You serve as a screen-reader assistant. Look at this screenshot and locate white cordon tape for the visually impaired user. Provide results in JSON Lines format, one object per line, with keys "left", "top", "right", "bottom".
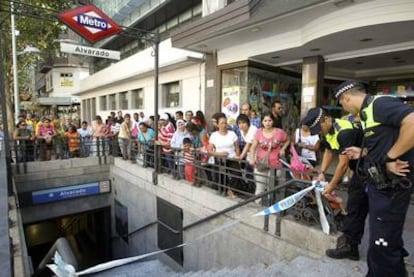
{"left": 47, "top": 181, "right": 329, "bottom": 276}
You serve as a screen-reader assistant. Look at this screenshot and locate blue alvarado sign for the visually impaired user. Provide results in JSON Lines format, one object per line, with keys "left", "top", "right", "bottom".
{"left": 32, "top": 181, "right": 110, "bottom": 204}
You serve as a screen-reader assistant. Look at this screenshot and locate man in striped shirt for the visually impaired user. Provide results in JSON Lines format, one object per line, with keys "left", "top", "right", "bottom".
{"left": 155, "top": 113, "right": 175, "bottom": 173}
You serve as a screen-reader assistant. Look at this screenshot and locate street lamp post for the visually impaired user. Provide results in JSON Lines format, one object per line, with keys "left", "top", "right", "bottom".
{"left": 11, "top": 2, "right": 18, "bottom": 121}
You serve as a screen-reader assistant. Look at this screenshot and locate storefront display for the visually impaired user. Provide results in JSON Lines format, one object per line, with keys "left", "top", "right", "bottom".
{"left": 221, "top": 65, "right": 301, "bottom": 134}
{"left": 374, "top": 79, "right": 414, "bottom": 107}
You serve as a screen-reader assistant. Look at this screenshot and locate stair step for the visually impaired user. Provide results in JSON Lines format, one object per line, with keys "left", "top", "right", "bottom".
{"left": 88, "top": 255, "right": 367, "bottom": 276}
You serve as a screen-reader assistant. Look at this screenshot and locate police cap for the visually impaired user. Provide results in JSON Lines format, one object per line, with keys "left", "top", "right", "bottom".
{"left": 333, "top": 80, "right": 365, "bottom": 102}
{"left": 301, "top": 107, "right": 325, "bottom": 135}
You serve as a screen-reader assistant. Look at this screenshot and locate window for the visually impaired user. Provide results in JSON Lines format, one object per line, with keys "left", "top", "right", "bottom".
{"left": 166, "top": 17, "right": 178, "bottom": 29}
{"left": 109, "top": 94, "right": 116, "bottom": 110}
{"left": 119, "top": 91, "right": 128, "bottom": 109}
{"left": 179, "top": 10, "right": 192, "bottom": 23}
{"left": 91, "top": 98, "right": 96, "bottom": 119}
{"left": 82, "top": 99, "right": 87, "bottom": 121}
{"left": 131, "top": 89, "right": 144, "bottom": 109}
{"left": 100, "top": 96, "right": 107, "bottom": 111}
{"left": 162, "top": 81, "right": 180, "bottom": 108}
{"left": 60, "top": 73, "right": 74, "bottom": 87}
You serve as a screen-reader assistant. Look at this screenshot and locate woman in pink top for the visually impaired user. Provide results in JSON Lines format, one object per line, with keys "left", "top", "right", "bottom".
{"left": 92, "top": 115, "right": 108, "bottom": 155}
{"left": 249, "top": 112, "right": 289, "bottom": 204}
{"left": 36, "top": 118, "right": 56, "bottom": 160}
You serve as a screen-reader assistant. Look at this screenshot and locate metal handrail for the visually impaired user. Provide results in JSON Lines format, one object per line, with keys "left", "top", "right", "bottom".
{"left": 183, "top": 178, "right": 312, "bottom": 231}
{"left": 112, "top": 220, "right": 158, "bottom": 240}
{"left": 33, "top": 237, "right": 78, "bottom": 277}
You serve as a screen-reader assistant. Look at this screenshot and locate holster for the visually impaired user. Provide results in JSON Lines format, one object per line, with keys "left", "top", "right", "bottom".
{"left": 368, "top": 163, "right": 413, "bottom": 190}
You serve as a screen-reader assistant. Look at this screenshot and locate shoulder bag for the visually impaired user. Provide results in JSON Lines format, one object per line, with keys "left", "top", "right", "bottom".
{"left": 256, "top": 142, "right": 272, "bottom": 172}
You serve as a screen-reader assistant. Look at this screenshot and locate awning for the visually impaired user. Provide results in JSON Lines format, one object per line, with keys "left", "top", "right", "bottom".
{"left": 37, "top": 97, "right": 80, "bottom": 106}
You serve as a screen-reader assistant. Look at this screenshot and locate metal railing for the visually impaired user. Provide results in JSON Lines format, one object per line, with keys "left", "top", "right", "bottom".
{"left": 10, "top": 138, "right": 343, "bottom": 232}
{"left": 33, "top": 237, "right": 78, "bottom": 277}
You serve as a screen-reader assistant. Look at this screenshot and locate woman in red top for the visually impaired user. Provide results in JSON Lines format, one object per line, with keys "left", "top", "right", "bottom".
{"left": 249, "top": 112, "right": 289, "bottom": 204}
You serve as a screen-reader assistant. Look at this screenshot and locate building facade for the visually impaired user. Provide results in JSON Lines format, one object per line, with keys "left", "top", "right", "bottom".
{"left": 171, "top": 0, "right": 414, "bottom": 131}
{"left": 76, "top": 0, "right": 414, "bottom": 128}
{"left": 76, "top": 0, "right": 205, "bottom": 123}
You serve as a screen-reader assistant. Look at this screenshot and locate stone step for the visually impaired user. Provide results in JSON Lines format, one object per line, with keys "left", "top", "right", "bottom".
{"left": 91, "top": 255, "right": 367, "bottom": 276}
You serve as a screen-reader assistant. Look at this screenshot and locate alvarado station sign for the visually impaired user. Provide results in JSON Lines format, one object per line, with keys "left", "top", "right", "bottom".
{"left": 60, "top": 42, "right": 120, "bottom": 60}
{"left": 58, "top": 4, "right": 121, "bottom": 44}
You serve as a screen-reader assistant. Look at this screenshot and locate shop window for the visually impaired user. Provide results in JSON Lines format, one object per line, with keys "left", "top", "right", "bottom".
{"left": 221, "top": 67, "right": 247, "bottom": 124}
{"left": 131, "top": 89, "right": 144, "bottom": 109}
{"left": 100, "top": 96, "right": 107, "bottom": 111}
{"left": 162, "top": 81, "right": 180, "bottom": 108}
{"left": 119, "top": 91, "right": 128, "bottom": 109}
{"left": 109, "top": 94, "right": 116, "bottom": 110}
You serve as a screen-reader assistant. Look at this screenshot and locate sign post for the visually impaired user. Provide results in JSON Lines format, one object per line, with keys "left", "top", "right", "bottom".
{"left": 58, "top": 4, "right": 161, "bottom": 184}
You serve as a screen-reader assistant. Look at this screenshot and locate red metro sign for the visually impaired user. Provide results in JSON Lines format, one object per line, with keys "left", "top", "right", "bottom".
{"left": 58, "top": 4, "right": 121, "bottom": 44}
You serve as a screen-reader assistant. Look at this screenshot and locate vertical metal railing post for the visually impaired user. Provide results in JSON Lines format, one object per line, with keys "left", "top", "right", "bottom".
{"left": 152, "top": 33, "right": 160, "bottom": 185}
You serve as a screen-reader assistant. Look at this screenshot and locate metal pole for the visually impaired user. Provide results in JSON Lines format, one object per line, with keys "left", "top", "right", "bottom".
{"left": 153, "top": 33, "right": 160, "bottom": 183}
{"left": 11, "top": 1, "right": 19, "bottom": 122}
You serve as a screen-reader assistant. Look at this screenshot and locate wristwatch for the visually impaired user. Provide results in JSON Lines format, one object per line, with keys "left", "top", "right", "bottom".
{"left": 383, "top": 154, "right": 397, "bottom": 163}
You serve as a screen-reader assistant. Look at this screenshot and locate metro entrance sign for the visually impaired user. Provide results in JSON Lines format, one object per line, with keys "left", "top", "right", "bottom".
{"left": 58, "top": 4, "right": 121, "bottom": 44}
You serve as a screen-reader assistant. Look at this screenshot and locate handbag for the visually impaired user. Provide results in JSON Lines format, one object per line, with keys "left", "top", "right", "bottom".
{"left": 290, "top": 145, "right": 310, "bottom": 180}
{"left": 131, "top": 124, "right": 138, "bottom": 139}
{"left": 256, "top": 143, "right": 272, "bottom": 172}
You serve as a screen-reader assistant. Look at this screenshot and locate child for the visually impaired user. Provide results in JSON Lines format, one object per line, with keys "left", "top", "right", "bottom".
{"left": 183, "top": 137, "right": 195, "bottom": 183}
{"left": 64, "top": 125, "right": 80, "bottom": 158}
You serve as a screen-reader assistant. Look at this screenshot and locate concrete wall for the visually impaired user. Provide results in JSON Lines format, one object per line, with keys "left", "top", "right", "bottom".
{"left": 14, "top": 157, "right": 112, "bottom": 224}
{"left": 110, "top": 165, "right": 158, "bottom": 258}
{"left": 0, "top": 153, "right": 12, "bottom": 276}
{"left": 110, "top": 159, "right": 338, "bottom": 271}
{"left": 12, "top": 157, "right": 339, "bottom": 272}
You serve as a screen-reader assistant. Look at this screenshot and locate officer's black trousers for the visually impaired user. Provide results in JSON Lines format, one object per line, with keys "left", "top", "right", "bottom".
{"left": 366, "top": 182, "right": 411, "bottom": 277}
{"left": 341, "top": 174, "right": 369, "bottom": 246}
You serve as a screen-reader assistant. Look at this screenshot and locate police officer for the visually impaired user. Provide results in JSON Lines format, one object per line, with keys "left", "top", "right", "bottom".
{"left": 335, "top": 80, "right": 414, "bottom": 277}
{"left": 301, "top": 107, "right": 367, "bottom": 261}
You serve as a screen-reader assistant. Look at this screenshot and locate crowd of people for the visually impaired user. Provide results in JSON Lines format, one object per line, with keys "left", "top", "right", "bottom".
{"left": 8, "top": 79, "right": 414, "bottom": 276}
{"left": 11, "top": 101, "right": 315, "bottom": 199}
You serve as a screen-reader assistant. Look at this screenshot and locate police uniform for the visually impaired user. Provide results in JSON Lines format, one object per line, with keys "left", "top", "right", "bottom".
{"left": 360, "top": 94, "right": 413, "bottom": 277}
{"left": 325, "top": 119, "right": 368, "bottom": 251}
{"left": 303, "top": 109, "right": 367, "bottom": 259}
{"left": 334, "top": 80, "right": 414, "bottom": 277}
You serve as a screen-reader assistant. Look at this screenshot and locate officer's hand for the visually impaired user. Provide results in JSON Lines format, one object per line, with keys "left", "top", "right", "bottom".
{"left": 317, "top": 172, "right": 325, "bottom": 182}
{"left": 386, "top": 159, "right": 410, "bottom": 177}
{"left": 342, "top": 146, "right": 364, "bottom": 160}
{"left": 322, "top": 183, "right": 334, "bottom": 196}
